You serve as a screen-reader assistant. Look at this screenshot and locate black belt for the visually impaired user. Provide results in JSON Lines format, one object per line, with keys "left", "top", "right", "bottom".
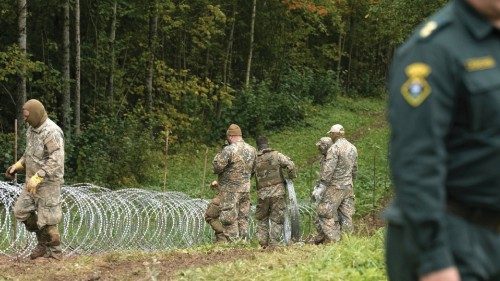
{"left": 447, "top": 199, "right": 500, "bottom": 233}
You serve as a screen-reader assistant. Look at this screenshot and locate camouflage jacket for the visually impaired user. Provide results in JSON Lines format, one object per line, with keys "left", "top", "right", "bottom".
{"left": 19, "top": 118, "right": 64, "bottom": 183}
{"left": 255, "top": 149, "right": 296, "bottom": 198}
{"left": 320, "top": 137, "right": 357, "bottom": 188}
{"left": 213, "top": 140, "right": 257, "bottom": 192}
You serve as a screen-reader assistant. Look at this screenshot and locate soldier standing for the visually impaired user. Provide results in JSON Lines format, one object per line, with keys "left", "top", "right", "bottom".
{"left": 254, "top": 136, "right": 296, "bottom": 248}
{"left": 313, "top": 124, "right": 357, "bottom": 244}
{"left": 212, "top": 124, "right": 256, "bottom": 241}
{"left": 386, "top": 0, "right": 500, "bottom": 280}
{"left": 5, "top": 99, "right": 64, "bottom": 259}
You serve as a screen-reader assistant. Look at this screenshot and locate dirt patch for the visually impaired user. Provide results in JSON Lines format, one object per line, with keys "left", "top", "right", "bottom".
{"left": 355, "top": 195, "right": 391, "bottom": 236}
{"left": 0, "top": 247, "right": 263, "bottom": 281}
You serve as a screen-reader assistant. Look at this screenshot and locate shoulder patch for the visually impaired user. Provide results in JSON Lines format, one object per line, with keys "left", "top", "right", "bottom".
{"left": 465, "top": 56, "right": 496, "bottom": 72}
{"left": 400, "top": 63, "right": 432, "bottom": 107}
{"left": 419, "top": 21, "right": 438, "bottom": 38}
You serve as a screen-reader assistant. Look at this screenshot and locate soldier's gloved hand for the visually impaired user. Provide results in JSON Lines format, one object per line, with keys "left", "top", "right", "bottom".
{"left": 5, "top": 161, "right": 24, "bottom": 180}
{"left": 312, "top": 183, "right": 325, "bottom": 202}
{"left": 210, "top": 180, "right": 219, "bottom": 190}
{"left": 26, "top": 173, "right": 44, "bottom": 194}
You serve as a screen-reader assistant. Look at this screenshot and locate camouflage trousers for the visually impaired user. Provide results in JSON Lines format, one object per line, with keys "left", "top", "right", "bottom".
{"left": 255, "top": 195, "right": 286, "bottom": 247}
{"left": 315, "top": 187, "right": 355, "bottom": 243}
{"left": 204, "top": 195, "right": 228, "bottom": 242}
{"left": 219, "top": 191, "right": 250, "bottom": 241}
{"left": 13, "top": 182, "right": 63, "bottom": 254}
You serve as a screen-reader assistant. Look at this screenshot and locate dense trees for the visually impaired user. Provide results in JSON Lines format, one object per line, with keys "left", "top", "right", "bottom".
{"left": 0, "top": 0, "right": 446, "bottom": 186}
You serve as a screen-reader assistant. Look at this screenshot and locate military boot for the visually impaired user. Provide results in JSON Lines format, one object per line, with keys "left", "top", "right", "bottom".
{"left": 215, "top": 232, "right": 228, "bottom": 243}
{"left": 44, "top": 225, "right": 61, "bottom": 247}
{"left": 29, "top": 231, "right": 47, "bottom": 260}
{"left": 44, "top": 225, "right": 62, "bottom": 260}
{"left": 308, "top": 234, "right": 325, "bottom": 245}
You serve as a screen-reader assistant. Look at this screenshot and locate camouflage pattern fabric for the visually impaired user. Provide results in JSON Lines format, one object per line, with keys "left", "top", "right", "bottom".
{"left": 255, "top": 149, "right": 296, "bottom": 199}
{"left": 254, "top": 149, "right": 296, "bottom": 246}
{"left": 204, "top": 195, "right": 227, "bottom": 242}
{"left": 19, "top": 118, "right": 65, "bottom": 182}
{"left": 218, "top": 191, "right": 250, "bottom": 240}
{"left": 320, "top": 137, "right": 357, "bottom": 188}
{"left": 255, "top": 191, "right": 286, "bottom": 247}
{"left": 315, "top": 187, "right": 355, "bottom": 242}
{"left": 213, "top": 140, "right": 256, "bottom": 193}
{"left": 213, "top": 140, "right": 256, "bottom": 240}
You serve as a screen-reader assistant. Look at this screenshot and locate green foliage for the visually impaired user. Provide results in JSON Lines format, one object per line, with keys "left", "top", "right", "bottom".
{"left": 0, "top": 45, "right": 44, "bottom": 82}
{"left": 0, "top": 0, "right": 446, "bottom": 191}
{"left": 66, "top": 110, "right": 163, "bottom": 188}
{"left": 0, "top": 133, "right": 15, "bottom": 175}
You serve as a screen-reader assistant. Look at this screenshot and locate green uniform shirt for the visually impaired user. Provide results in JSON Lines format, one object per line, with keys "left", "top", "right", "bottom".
{"left": 388, "top": 0, "right": 500, "bottom": 275}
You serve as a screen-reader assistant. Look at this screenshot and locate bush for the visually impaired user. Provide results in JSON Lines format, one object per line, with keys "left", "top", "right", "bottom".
{"left": 66, "top": 109, "right": 163, "bottom": 188}
{"left": 230, "top": 67, "right": 337, "bottom": 138}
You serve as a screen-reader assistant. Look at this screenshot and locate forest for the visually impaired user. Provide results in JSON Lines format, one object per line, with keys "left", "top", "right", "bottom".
{"left": 0, "top": 0, "right": 447, "bottom": 187}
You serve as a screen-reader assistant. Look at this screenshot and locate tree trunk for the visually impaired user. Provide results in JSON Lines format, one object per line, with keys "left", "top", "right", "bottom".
{"left": 75, "top": 0, "right": 81, "bottom": 135}
{"left": 244, "top": 0, "right": 257, "bottom": 88}
{"left": 223, "top": 3, "right": 236, "bottom": 86}
{"left": 220, "top": 3, "right": 236, "bottom": 119}
{"left": 17, "top": 0, "right": 27, "bottom": 125}
{"left": 62, "top": 0, "right": 71, "bottom": 135}
{"left": 107, "top": 1, "right": 118, "bottom": 104}
{"left": 336, "top": 33, "right": 343, "bottom": 83}
{"left": 146, "top": 1, "right": 158, "bottom": 112}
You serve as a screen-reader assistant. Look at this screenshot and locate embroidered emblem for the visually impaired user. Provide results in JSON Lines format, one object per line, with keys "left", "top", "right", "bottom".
{"left": 420, "top": 21, "right": 438, "bottom": 38}
{"left": 465, "top": 56, "right": 496, "bottom": 71}
{"left": 401, "top": 63, "right": 432, "bottom": 107}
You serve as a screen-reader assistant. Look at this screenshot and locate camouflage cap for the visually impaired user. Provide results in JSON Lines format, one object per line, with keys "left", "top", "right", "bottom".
{"left": 226, "top": 124, "right": 242, "bottom": 136}
{"left": 316, "top": 137, "right": 333, "bottom": 154}
{"left": 23, "top": 99, "right": 48, "bottom": 128}
{"left": 327, "top": 124, "right": 344, "bottom": 134}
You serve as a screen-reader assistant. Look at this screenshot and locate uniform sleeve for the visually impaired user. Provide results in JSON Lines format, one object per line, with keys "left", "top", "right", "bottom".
{"left": 388, "top": 41, "right": 457, "bottom": 276}
{"left": 277, "top": 152, "right": 297, "bottom": 179}
{"left": 351, "top": 151, "right": 358, "bottom": 180}
{"left": 320, "top": 146, "right": 337, "bottom": 185}
{"left": 213, "top": 146, "right": 231, "bottom": 175}
{"left": 40, "top": 131, "right": 64, "bottom": 178}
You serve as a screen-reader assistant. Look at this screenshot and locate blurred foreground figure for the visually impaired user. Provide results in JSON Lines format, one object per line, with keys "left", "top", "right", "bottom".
{"left": 386, "top": 0, "right": 500, "bottom": 280}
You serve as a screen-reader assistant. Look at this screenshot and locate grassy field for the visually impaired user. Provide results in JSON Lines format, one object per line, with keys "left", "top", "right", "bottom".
{"left": 178, "top": 229, "right": 386, "bottom": 281}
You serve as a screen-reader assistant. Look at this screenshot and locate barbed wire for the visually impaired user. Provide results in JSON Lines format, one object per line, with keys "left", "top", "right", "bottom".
{"left": 0, "top": 181, "right": 316, "bottom": 258}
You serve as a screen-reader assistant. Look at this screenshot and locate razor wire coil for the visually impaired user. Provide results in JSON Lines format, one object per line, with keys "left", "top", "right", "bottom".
{"left": 0, "top": 181, "right": 316, "bottom": 258}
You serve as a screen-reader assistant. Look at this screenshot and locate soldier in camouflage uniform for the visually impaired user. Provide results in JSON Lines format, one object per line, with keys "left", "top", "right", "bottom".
{"left": 212, "top": 124, "right": 256, "bottom": 241}
{"left": 311, "top": 137, "right": 333, "bottom": 203}
{"left": 254, "top": 136, "right": 296, "bottom": 248}
{"left": 204, "top": 180, "right": 228, "bottom": 243}
{"left": 312, "top": 124, "right": 357, "bottom": 244}
{"left": 5, "top": 99, "right": 64, "bottom": 259}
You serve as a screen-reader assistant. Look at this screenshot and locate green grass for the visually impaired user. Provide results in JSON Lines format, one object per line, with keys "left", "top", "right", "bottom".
{"left": 177, "top": 229, "right": 386, "bottom": 281}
